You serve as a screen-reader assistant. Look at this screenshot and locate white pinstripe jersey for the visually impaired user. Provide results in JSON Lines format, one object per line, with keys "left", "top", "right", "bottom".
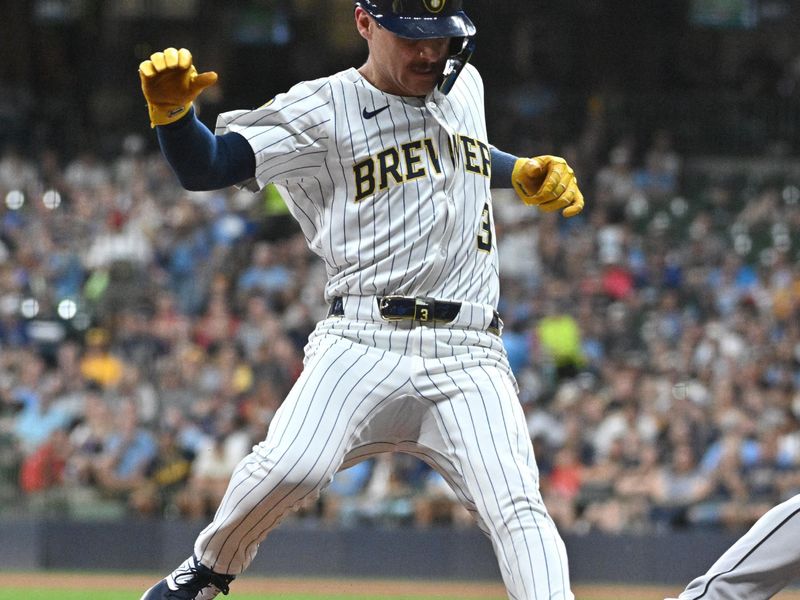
{"left": 215, "top": 63, "right": 499, "bottom": 309}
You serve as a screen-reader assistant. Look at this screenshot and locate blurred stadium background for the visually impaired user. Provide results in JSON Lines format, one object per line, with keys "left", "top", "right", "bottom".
{"left": 3, "top": 0, "right": 800, "bottom": 594}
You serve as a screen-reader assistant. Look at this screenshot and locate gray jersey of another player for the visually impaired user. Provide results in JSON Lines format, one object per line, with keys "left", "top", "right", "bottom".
{"left": 672, "top": 493, "right": 800, "bottom": 599}
{"left": 216, "top": 63, "right": 499, "bottom": 322}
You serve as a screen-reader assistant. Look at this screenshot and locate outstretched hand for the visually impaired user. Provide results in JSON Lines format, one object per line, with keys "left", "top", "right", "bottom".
{"left": 511, "top": 155, "right": 584, "bottom": 218}
{"left": 139, "top": 47, "right": 218, "bottom": 128}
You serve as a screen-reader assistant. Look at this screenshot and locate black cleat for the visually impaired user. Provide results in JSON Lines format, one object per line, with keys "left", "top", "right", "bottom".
{"left": 140, "top": 556, "right": 235, "bottom": 600}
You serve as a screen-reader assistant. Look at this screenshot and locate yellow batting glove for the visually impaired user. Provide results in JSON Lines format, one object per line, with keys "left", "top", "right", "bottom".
{"left": 512, "top": 155, "right": 585, "bottom": 218}
{"left": 138, "top": 47, "right": 218, "bottom": 128}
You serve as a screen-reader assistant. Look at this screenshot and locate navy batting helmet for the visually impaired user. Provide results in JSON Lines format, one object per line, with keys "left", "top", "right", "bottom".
{"left": 354, "top": 0, "right": 476, "bottom": 94}
{"left": 354, "top": 0, "right": 476, "bottom": 40}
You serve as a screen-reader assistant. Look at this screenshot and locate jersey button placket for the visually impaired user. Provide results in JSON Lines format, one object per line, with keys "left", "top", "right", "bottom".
{"left": 425, "top": 99, "right": 457, "bottom": 278}
{"left": 424, "top": 103, "right": 458, "bottom": 275}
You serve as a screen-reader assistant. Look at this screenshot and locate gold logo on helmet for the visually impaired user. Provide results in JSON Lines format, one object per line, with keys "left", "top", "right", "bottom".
{"left": 423, "top": 0, "right": 446, "bottom": 14}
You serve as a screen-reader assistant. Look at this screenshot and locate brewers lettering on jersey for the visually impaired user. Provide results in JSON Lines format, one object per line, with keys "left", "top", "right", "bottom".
{"left": 216, "top": 67, "right": 500, "bottom": 308}
{"left": 351, "top": 132, "right": 491, "bottom": 202}
{"left": 138, "top": 1, "right": 584, "bottom": 599}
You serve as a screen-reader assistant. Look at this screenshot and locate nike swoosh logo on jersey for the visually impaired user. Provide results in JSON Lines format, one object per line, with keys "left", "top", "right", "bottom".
{"left": 362, "top": 105, "right": 390, "bottom": 120}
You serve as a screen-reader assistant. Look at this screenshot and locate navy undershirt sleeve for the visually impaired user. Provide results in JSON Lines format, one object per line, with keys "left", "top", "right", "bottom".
{"left": 156, "top": 108, "right": 256, "bottom": 191}
{"left": 490, "top": 147, "right": 518, "bottom": 189}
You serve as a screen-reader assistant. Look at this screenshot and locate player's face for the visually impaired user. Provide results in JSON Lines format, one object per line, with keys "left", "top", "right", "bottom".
{"left": 357, "top": 11, "right": 451, "bottom": 97}
{"left": 375, "top": 32, "right": 450, "bottom": 96}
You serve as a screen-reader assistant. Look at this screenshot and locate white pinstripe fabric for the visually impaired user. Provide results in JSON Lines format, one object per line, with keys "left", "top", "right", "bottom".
{"left": 202, "top": 64, "right": 574, "bottom": 600}
{"left": 215, "top": 64, "right": 499, "bottom": 308}
{"left": 195, "top": 321, "right": 573, "bottom": 599}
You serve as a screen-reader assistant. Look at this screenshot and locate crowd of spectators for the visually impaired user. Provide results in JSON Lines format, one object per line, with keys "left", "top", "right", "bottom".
{"left": 0, "top": 111, "right": 799, "bottom": 537}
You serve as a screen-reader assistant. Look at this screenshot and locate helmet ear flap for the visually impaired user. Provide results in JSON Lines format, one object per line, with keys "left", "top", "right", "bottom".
{"left": 438, "top": 36, "right": 475, "bottom": 94}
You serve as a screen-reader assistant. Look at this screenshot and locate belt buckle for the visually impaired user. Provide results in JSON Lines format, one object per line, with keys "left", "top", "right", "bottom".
{"left": 379, "top": 295, "right": 406, "bottom": 322}
{"left": 488, "top": 311, "right": 502, "bottom": 335}
{"left": 414, "top": 297, "right": 435, "bottom": 323}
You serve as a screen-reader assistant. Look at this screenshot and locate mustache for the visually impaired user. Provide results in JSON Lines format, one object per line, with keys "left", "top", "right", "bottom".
{"left": 410, "top": 60, "right": 446, "bottom": 73}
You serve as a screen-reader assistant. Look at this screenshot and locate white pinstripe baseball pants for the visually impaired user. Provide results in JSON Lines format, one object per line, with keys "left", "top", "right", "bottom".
{"left": 194, "top": 316, "right": 573, "bottom": 600}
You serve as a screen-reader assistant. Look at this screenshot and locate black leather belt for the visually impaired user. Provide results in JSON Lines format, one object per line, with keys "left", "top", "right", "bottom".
{"left": 328, "top": 296, "right": 501, "bottom": 335}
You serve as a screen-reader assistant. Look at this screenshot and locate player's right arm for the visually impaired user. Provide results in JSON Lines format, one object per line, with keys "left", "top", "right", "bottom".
{"left": 156, "top": 108, "right": 255, "bottom": 191}
{"left": 139, "top": 47, "right": 217, "bottom": 128}
{"left": 139, "top": 48, "right": 256, "bottom": 191}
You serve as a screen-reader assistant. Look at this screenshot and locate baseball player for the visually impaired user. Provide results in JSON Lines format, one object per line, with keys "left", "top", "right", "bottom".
{"left": 138, "top": 1, "right": 584, "bottom": 599}
{"left": 666, "top": 493, "right": 800, "bottom": 599}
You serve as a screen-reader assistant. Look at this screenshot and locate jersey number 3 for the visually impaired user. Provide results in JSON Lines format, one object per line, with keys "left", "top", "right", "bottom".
{"left": 477, "top": 202, "right": 493, "bottom": 253}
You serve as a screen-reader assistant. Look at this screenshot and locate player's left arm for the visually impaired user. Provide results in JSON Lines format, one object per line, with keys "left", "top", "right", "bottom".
{"left": 490, "top": 147, "right": 584, "bottom": 218}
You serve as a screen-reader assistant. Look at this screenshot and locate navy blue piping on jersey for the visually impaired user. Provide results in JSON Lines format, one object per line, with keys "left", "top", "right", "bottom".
{"left": 157, "top": 108, "right": 256, "bottom": 191}
{"left": 157, "top": 107, "right": 516, "bottom": 191}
